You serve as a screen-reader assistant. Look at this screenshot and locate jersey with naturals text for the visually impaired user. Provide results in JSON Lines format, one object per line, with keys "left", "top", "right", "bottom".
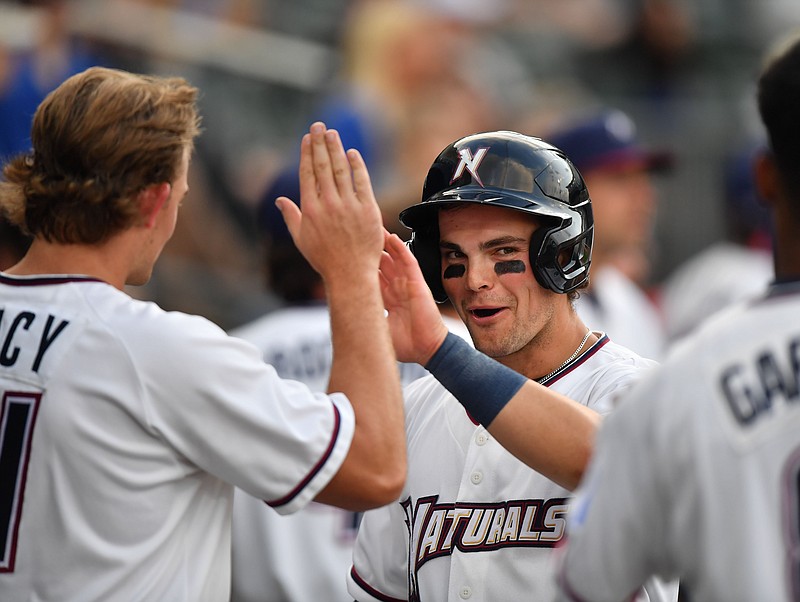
{"left": 557, "top": 280, "right": 800, "bottom": 602}
{"left": 0, "top": 274, "right": 355, "bottom": 602}
{"left": 347, "top": 333, "right": 658, "bottom": 602}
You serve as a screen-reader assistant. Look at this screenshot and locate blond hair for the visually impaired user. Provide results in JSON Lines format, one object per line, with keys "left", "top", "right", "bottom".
{"left": 0, "top": 66, "right": 201, "bottom": 244}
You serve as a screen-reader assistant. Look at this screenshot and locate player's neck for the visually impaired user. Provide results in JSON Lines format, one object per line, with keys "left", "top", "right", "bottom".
{"left": 772, "top": 210, "right": 800, "bottom": 282}
{"left": 6, "top": 237, "right": 133, "bottom": 290}
{"left": 501, "top": 313, "right": 597, "bottom": 381}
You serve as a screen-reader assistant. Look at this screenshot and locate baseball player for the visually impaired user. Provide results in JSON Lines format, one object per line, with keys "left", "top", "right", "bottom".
{"left": 553, "top": 30, "right": 800, "bottom": 602}
{"left": 346, "top": 131, "right": 675, "bottom": 601}
{"left": 0, "top": 68, "right": 408, "bottom": 601}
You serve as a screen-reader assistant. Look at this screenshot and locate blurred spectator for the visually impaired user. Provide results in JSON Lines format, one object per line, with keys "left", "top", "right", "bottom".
{"left": 546, "top": 108, "right": 672, "bottom": 360}
{"left": 659, "top": 141, "right": 774, "bottom": 344}
{"left": 312, "top": 0, "right": 479, "bottom": 191}
{"left": 512, "top": 0, "right": 630, "bottom": 51}
{"left": 378, "top": 77, "right": 498, "bottom": 237}
{"left": 574, "top": 0, "right": 698, "bottom": 104}
{"left": 0, "top": 0, "right": 105, "bottom": 162}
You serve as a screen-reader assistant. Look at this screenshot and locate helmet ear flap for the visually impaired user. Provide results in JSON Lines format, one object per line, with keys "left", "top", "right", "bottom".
{"left": 407, "top": 228, "right": 448, "bottom": 303}
{"left": 529, "top": 220, "right": 593, "bottom": 294}
{"left": 529, "top": 226, "right": 553, "bottom": 292}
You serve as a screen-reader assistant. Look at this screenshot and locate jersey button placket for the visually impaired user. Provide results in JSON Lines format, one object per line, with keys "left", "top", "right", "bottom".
{"left": 459, "top": 586, "right": 473, "bottom": 599}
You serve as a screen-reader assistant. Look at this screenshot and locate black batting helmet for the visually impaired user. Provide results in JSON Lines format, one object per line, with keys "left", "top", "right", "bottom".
{"left": 400, "top": 130, "right": 593, "bottom": 301}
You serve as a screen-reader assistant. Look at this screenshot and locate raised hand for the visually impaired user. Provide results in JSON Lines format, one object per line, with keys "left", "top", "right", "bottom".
{"left": 379, "top": 231, "right": 449, "bottom": 365}
{"left": 276, "top": 122, "right": 384, "bottom": 282}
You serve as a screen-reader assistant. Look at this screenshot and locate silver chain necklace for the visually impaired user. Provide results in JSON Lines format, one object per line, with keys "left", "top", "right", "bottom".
{"left": 537, "top": 330, "right": 593, "bottom": 385}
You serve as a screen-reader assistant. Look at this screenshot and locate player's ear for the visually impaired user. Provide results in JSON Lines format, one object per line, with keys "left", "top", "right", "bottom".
{"left": 754, "top": 149, "right": 779, "bottom": 208}
{"left": 138, "top": 182, "right": 172, "bottom": 228}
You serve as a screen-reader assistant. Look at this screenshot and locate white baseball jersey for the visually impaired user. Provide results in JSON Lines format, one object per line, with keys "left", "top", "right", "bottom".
{"left": 347, "top": 333, "right": 660, "bottom": 602}
{"left": 0, "top": 274, "right": 356, "bottom": 602}
{"left": 229, "top": 303, "right": 427, "bottom": 602}
{"left": 556, "top": 280, "right": 800, "bottom": 602}
{"left": 659, "top": 242, "right": 773, "bottom": 342}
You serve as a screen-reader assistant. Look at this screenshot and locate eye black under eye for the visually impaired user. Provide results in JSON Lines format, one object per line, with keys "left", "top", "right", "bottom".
{"left": 443, "top": 265, "right": 466, "bottom": 279}
{"left": 495, "top": 260, "right": 526, "bottom": 275}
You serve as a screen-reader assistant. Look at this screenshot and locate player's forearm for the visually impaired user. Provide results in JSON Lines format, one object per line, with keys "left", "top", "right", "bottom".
{"left": 425, "top": 332, "right": 599, "bottom": 491}
{"left": 488, "top": 386, "right": 599, "bottom": 491}
{"left": 322, "top": 273, "right": 407, "bottom": 509}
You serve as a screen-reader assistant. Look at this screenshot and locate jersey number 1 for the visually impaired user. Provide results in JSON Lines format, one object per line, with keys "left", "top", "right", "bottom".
{"left": 0, "top": 391, "right": 41, "bottom": 573}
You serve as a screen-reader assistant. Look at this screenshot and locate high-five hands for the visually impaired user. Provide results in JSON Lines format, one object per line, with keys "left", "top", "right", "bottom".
{"left": 276, "top": 121, "right": 449, "bottom": 367}
{"left": 379, "top": 231, "right": 449, "bottom": 366}
{"left": 276, "top": 122, "right": 384, "bottom": 282}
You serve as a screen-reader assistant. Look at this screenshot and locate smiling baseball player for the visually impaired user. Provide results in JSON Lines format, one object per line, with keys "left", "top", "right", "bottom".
{"left": 346, "top": 131, "right": 675, "bottom": 601}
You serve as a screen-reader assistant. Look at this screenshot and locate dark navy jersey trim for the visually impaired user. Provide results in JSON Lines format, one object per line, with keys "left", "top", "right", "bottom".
{"left": 544, "top": 333, "right": 609, "bottom": 387}
{"left": 762, "top": 278, "right": 800, "bottom": 301}
{"left": 349, "top": 565, "right": 406, "bottom": 602}
{"left": 459, "top": 333, "right": 610, "bottom": 424}
{"left": 0, "top": 273, "right": 104, "bottom": 286}
{"left": 267, "top": 402, "right": 342, "bottom": 509}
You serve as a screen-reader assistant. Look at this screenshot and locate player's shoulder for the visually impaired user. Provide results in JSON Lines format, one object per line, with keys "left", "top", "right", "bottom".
{"left": 664, "top": 280, "right": 799, "bottom": 369}
{"left": 555, "top": 334, "right": 659, "bottom": 414}
{"left": 403, "top": 373, "right": 443, "bottom": 402}
{"left": 402, "top": 373, "right": 454, "bottom": 419}
{"left": 78, "top": 285, "right": 236, "bottom": 365}
{"left": 577, "top": 334, "right": 659, "bottom": 382}
{"left": 102, "top": 290, "right": 219, "bottom": 338}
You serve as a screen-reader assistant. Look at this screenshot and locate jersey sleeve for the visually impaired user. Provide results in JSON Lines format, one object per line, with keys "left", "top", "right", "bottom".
{"left": 132, "top": 310, "right": 356, "bottom": 515}
{"left": 554, "top": 366, "right": 680, "bottom": 601}
{"left": 347, "top": 501, "right": 410, "bottom": 602}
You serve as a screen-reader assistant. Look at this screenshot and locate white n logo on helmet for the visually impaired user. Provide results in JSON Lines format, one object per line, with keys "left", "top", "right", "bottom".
{"left": 451, "top": 147, "right": 489, "bottom": 187}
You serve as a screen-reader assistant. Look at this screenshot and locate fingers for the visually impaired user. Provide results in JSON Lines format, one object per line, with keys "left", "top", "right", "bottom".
{"left": 326, "top": 129, "right": 356, "bottom": 199}
{"left": 308, "top": 122, "right": 346, "bottom": 204}
{"left": 275, "top": 196, "right": 301, "bottom": 241}
{"left": 297, "top": 133, "right": 316, "bottom": 206}
{"left": 378, "top": 250, "right": 394, "bottom": 294}
{"left": 306, "top": 123, "right": 332, "bottom": 204}
{"left": 386, "top": 233, "right": 414, "bottom": 267}
{"left": 380, "top": 245, "right": 399, "bottom": 284}
{"left": 348, "top": 148, "right": 375, "bottom": 204}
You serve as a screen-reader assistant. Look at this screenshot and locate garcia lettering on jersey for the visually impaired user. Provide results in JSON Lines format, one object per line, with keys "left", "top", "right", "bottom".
{"left": 401, "top": 494, "right": 568, "bottom": 599}
{"left": 719, "top": 336, "right": 800, "bottom": 428}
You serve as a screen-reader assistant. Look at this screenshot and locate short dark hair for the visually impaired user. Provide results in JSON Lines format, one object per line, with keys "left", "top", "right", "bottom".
{"left": 758, "top": 31, "right": 800, "bottom": 207}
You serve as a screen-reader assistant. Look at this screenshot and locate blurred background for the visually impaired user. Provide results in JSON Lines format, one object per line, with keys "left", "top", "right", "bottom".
{"left": 0, "top": 0, "right": 794, "bottom": 332}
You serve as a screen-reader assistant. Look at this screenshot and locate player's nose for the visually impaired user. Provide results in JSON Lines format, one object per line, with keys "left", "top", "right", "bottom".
{"left": 464, "top": 259, "right": 495, "bottom": 292}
